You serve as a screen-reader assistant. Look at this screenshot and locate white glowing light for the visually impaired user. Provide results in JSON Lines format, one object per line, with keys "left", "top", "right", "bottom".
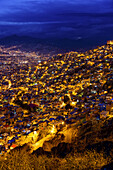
{"left": 51, "top": 125, "right": 55, "bottom": 133}
{"left": 34, "top": 131, "right": 37, "bottom": 134}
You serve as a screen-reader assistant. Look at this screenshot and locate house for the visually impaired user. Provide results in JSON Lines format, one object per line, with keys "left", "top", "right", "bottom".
{"left": 100, "top": 111, "right": 109, "bottom": 118}
{"left": 38, "top": 121, "right": 48, "bottom": 130}
{"left": 107, "top": 40, "right": 113, "bottom": 45}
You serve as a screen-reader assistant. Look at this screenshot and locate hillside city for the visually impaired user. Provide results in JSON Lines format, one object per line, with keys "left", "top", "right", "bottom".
{"left": 0, "top": 41, "right": 113, "bottom": 156}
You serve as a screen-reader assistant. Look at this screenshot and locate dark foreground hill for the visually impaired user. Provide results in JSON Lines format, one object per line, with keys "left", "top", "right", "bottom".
{"left": 1, "top": 117, "right": 113, "bottom": 169}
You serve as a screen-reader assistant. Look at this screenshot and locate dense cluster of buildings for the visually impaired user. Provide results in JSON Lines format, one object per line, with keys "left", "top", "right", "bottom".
{"left": 0, "top": 43, "right": 113, "bottom": 155}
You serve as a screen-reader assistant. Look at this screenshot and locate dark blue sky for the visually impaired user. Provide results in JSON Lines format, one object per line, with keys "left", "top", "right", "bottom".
{"left": 0, "top": 0, "right": 113, "bottom": 40}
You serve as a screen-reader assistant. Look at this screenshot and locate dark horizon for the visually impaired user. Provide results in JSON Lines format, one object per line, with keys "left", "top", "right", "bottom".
{"left": 0, "top": 33, "right": 112, "bottom": 53}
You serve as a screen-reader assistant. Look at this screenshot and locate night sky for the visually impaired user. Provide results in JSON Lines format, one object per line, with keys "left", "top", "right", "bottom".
{"left": 0, "top": 0, "right": 113, "bottom": 41}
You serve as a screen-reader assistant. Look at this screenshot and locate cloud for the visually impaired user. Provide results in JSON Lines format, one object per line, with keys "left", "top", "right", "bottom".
{"left": 0, "top": 0, "right": 112, "bottom": 19}
{"left": 0, "top": 21, "right": 69, "bottom": 25}
{"left": 0, "top": 0, "right": 113, "bottom": 39}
